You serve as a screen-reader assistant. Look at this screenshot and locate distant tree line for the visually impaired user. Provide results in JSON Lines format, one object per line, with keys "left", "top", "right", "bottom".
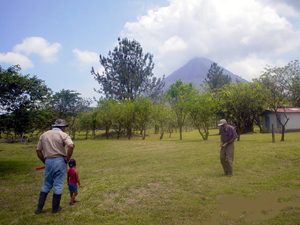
{"left": 0, "top": 65, "right": 92, "bottom": 139}
{"left": 1, "top": 37, "right": 300, "bottom": 142}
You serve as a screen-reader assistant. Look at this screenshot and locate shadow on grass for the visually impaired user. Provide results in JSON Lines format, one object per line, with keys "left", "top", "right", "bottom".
{"left": 0, "top": 160, "right": 35, "bottom": 177}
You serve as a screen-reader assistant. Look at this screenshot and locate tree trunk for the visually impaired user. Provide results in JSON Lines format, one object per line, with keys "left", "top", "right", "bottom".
{"left": 127, "top": 127, "right": 131, "bottom": 140}
{"left": 272, "top": 124, "right": 275, "bottom": 143}
{"left": 197, "top": 127, "right": 205, "bottom": 140}
{"left": 179, "top": 126, "right": 182, "bottom": 140}
{"left": 160, "top": 132, "right": 164, "bottom": 140}
{"left": 105, "top": 126, "right": 109, "bottom": 139}
{"left": 281, "top": 125, "right": 285, "bottom": 141}
{"left": 204, "top": 128, "right": 209, "bottom": 140}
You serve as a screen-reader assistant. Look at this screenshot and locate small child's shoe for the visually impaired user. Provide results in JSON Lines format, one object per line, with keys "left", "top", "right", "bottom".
{"left": 69, "top": 201, "right": 74, "bottom": 205}
{"left": 73, "top": 200, "right": 80, "bottom": 203}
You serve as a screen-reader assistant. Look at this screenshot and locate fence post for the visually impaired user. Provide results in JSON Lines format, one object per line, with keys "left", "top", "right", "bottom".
{"left": 272, "top": 124, "right": 275, "bottom": 143}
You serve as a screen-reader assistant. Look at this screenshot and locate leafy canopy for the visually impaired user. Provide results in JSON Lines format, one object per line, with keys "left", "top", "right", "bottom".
{"left": 204, "top": 62, "right": 231, "bottom": 91}
{"left": 0, "top": 64, "right": 52, "bottom": 137}
{"left": 0, "top": 65, "right": 51, "bottom": 114}
{"left": 91, "top": 38, "right": 165, "bottom": 101}
{"left": 166, "top": 79, "right": 197, "bottom": 140}
{"left": 50, "top": 89, "right": 91, "bottom": 119}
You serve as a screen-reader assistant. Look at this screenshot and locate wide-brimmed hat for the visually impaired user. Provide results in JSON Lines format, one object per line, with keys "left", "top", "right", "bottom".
{"left": 218, "top": 119, "right": 227, "bottom": 127}
{"left": 52, "top": 119, "right": 69, "bottom": 127}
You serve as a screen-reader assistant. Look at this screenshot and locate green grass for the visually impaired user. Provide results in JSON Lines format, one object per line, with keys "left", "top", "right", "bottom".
{"left": 1, "top": 129, "right": 300, "bottom": 224}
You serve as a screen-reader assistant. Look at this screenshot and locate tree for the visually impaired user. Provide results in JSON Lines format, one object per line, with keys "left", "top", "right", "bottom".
{"left": 204, "top": 62, "right": 231, "bottom": 91}
{"left": 258, "top": 65, "right": 290, "bottom": 141}
{"left": 50, "top": 89, "right": 92, "bottom": 138}
{"left": 189, "top": 91, "right": 216, "bottom": 140}
{"left": 78, "top": 112, "right": 94, "bottom": 139}
{"left": 153, "top": 100, "right": 175, "bottom": 140}
{"left": 217, "top": 82, "right": 264, "bottom": 140}
{"left": 281, "top": 60, "right": 300, "bottom": 107}
{"left": 109, "top": 100, "right": 136, "bottom": 140}
{"left": 51, "top": 89, "right": 91, "bottom": 119}
{"left": 0, "top": 65, "right": 51, "bottom": 113}
{"left": 96, "top": 99, "right": 115, "bottom": 139}
{"left": 32, "top": 107, "right": 55, "bottom": 136}
{"left": 133, "top": 96, "right": 154, "bottom": 140}
{"left": 120, "top": 100, "right": 136, "bottom": 139}
{"left": 0, "top": 65, "right": 52, "bottom": 138}
{"left": 289, "top": 75, "right": 300, "bottom": 107}
{"left": 166, "top": 80, "right": 197, "bottom": 140}
{"left": 91, "top": 37, "right": 165, "bottom": 101}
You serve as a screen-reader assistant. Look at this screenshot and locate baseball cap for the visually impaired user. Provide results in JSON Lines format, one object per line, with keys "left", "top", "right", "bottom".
{"left": 218, "top": 119, "right": 227, "bottom": 127}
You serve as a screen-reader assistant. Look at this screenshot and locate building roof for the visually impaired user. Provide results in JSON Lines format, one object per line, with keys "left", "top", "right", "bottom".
{"left": 260, "top": 108, "right": 300, "bottom": 116}
{"left": 277, "top": 108, "right": 300, "bottom": 113}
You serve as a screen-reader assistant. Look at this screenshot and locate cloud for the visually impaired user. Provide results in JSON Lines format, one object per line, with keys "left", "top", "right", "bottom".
{"left": 265, "top": 0, "right": 300, "bottom": 12}
{"left": 72, "top": 48, "right": 100, "bottom": 72}
{"left": 0, "top": 52, "right": 34, "bottom": 70}
{"left": 13, "top": 37, "right": 61, "bottom": 63}
{"left": 159, "top": 35, "right": 187, "bottom": 54}
{"left": 260, "top": 0, "right": 300, "bottom": 19}
{"left": 72, "top": 48, "right": 99, "bottom": 66}
{"left": 123, "top": 0, "right": 300, "bottom": 78}
{"left": 225, "top": 55, "right": 273, "bottom": 81}
{"left": 0, "top": 37, "right": 61, "bottom": 70}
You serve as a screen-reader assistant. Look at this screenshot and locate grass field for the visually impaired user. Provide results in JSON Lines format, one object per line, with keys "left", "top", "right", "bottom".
{"left": 1, "top": 129, "right": 300, "bottom": 225}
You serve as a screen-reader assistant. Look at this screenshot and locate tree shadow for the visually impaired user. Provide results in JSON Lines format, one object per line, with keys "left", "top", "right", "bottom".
{"left": 0, "top": 160, "right": 35, "bottom": 177}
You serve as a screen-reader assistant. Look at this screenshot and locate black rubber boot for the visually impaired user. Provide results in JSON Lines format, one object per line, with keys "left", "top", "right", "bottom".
{"left": 52, "top": 194, "right": 62, "bottom": 213}
{"left": 34, "top": 192, "right": 48, "bottom": 214}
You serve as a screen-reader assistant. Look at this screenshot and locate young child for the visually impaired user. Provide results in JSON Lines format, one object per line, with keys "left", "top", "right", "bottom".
{"left": 67, "top": 159, "right": 82, "bottom": 205}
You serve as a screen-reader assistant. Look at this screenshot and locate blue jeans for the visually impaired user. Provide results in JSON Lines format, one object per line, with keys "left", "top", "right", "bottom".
{"left": 41, "top": 157, "right": 67, "bottom": 195}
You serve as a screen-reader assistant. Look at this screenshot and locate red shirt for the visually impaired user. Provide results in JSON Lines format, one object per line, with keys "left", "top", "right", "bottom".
{"left": 68, "top": 168, "right": 78, "bottom": 184}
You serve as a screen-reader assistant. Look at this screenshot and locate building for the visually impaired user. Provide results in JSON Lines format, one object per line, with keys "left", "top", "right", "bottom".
{"left": 261, "top": 108, "right": 300, "bottom": 133}
{"left": 260, "top": 108, "right": 300, "bottom": 133}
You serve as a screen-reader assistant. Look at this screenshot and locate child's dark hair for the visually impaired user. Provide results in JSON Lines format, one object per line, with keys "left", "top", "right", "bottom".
{"left": 68, "top": 159, "right": 76, "bottom": 168}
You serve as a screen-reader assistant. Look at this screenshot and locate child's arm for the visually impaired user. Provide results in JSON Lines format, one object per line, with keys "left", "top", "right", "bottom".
{"left": 75, "top": 170, "right": 82, "bottom": 187}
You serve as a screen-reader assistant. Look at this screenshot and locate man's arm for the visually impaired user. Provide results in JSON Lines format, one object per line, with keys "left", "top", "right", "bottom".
{"left": 36, "top": 150, "right": 45, "bottom": 164}
{"left": 219, "top": 128, "right": 224, "bottom": 147}
{"left": 228, "top": 138, "right": 236, "bottom": 144}
{"left": 222, "top": 138, "right": 236, "bottom": 147}
{"left": 220, "top": 139, "right": 224, "bottom": 147}
{"left": 64, "top": 144, "right": 75, "bottom": 162}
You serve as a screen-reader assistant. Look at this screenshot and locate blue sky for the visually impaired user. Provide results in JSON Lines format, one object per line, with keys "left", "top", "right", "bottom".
{"left": 1, "top": 0, "right": 300, "bottom": 102}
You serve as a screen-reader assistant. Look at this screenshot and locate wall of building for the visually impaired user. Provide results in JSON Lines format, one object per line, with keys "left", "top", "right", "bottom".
{"left": 261, "top": 112, "right": 300, "bottom": 133}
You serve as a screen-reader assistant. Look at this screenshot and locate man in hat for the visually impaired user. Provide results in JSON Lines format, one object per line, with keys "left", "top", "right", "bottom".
{"left": 218, "top": 119, "right": 238, "bottom": 177}
{"left": 35, "top": 119, "right": 75, "bottom": 214}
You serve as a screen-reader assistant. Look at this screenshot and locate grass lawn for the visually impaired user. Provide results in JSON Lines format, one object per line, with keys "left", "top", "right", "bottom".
{"left": 1, "top": 129, "right": 300, "bottom": 224}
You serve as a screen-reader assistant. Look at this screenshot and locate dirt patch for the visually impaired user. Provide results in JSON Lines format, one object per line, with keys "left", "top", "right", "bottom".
{"left": 203, "top": 189, "right": 300, "bottom": 224}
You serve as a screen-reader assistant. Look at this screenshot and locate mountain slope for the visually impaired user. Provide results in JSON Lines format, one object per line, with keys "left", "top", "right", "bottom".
{"left": 162, "top": 57, "right": 247, "bottom": 91}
